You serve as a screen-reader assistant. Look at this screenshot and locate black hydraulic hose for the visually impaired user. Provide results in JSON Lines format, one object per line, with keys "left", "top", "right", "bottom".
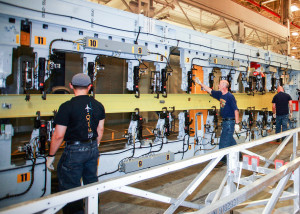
{"left": 38, "top": 156, "right": 47, "bottom": 197}
{"left": 0, "top": 158, "right": 36, "bottom": 201}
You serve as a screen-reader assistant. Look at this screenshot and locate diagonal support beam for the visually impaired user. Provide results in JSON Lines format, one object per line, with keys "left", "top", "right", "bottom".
{"left": 121, "top": 0, "right": 133, "bottom": 13}
{"left": 176, "top": 0, "right": 196, "bottom": 30}
{"left": 206, "top": 17, "right": 221, "bottom": 33}
{"left": 222, "top": 18, "right": 235, "bottom": 40}
{"left": 263, "top": 173, "right": 292, "bottom": 213}
{"left": 255, "top": 30, "right": 266, "bottom": 50}
{"left": 276, "top": 38, "right": 286, "bottom": 54}
{"left": 153, "top": 5, "right": 168, "bottom": 17}
{"left": 113, "top": 186, "right": 203, "bottom": 210}
{"left": 264, "top": 133, "right": 293, "bottom": 168}
{"left": 164, "top": 156, "right": 222, "bottom": 214}
{"left": 192, "top": 157, "right": 300, "bottom": 214}
{"left": 245, "top": 29, "right": 255, "bottom": 41}
{"left": 211, "top": 172, "right": 229, "bottom": 204}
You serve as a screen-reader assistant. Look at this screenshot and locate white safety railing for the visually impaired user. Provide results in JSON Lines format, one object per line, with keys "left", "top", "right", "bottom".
{"left": 0, "top": 127, "right": 299, "bottom": 214}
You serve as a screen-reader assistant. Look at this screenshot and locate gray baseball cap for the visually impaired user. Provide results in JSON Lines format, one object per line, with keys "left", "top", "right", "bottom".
{"left": 71, "top": 73, "right": 91, "bottom": 86}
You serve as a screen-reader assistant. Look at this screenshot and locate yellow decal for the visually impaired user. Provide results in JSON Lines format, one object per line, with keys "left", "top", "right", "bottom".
{"left": 186, "top": 57, "right": 190, "bottom": 63}
{"left": 132, "top": 46, "right": 134, "bottom": 53}
{"left": 160, "top": 55, "right": 164, "bottom": 61}
{"left": 34, "top": 36, "right": 46, "bottom": 45}
{"left": 189, "top": 145, "right": 192, "bottom": 150}
{"left": 138, "top": 160, "right": 143, "bottom": 167}
{"left": 88, "top": 39, "right": 98, "bottom": 48}
{"left": 17, "top": 172, "right": 30, "bottom": 183}
{"left": 138, "top": 47, "right": 142, "bottom": 54}
{"left": 16, "top": 34, "right": 20, "bottom": 44}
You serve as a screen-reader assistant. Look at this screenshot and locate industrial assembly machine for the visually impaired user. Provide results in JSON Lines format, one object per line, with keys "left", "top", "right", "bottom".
{"left": 0, "top": 0, "right": 299, "bottom": 209}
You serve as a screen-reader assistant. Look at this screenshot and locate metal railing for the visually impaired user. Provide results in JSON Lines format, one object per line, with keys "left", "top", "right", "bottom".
{"left": 0, "top": 127, "right": 299, "bottom": 214}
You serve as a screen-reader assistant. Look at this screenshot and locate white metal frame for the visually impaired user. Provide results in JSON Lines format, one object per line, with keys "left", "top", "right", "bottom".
{"left": 0, "top": 127, "right": 299, "bottom": 214}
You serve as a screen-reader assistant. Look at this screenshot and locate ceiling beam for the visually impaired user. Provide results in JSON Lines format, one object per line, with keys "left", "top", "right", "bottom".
{"left": 175, "top": 0, "right": 196, "bottom": 30}
{"left": 121, "top": 0, "right": 133, "bottom": 12}
{"left": 222, "top": 18, "right": 235, "bottom": 40}
{"left": 206, "top": 17, "right": 221, "bottom": 33}
{"left": 178, "top": 0, "right": 288, "bottom": 39}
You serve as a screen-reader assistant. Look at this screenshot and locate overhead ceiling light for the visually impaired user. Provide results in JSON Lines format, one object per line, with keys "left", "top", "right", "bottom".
{"left": 291, "top": 5, "right": 299, "bottom": 12}
{"left": 292, "top": 32, "right": 299, "bottom": 36}
{"left": 292, "top": 56, "right": 295, "bottom": 58}
{"left": 292, "top": 46, "right": 297, "bottom": 49}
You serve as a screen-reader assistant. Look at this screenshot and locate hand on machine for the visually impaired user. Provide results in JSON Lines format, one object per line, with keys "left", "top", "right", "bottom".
{"left": 195, "top": 77, "right": 202, "bottom": 86}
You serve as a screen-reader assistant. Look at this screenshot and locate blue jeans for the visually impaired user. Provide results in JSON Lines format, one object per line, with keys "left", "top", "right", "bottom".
{"left": 57, "top": 140, "right": 99, "bottom": 214}
{"left": 275, "top": 114, "right": 289, "bottom": 134}
{"left": 220, "top": 120, "right": 237, "bottom": 163}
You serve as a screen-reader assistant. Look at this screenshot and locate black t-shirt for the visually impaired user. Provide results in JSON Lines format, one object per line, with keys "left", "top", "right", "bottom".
{"left": 211, "top": 90, "right": 238, "bottom": 118}
{"left": 272, "top": 92, "right": 292, "bottom": 116}
{"left": 54, "top": 95, "right": 105, "bottom": 141}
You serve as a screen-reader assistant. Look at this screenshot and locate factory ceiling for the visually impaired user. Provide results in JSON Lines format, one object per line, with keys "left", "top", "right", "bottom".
{"left": 88, "top": 0, "right": 300, "bottom": 59}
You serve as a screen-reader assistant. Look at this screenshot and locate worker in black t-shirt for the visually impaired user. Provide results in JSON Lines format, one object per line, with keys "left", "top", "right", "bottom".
{"left": 272, "top": 86, "right": 293, "bottom": 137}
{"left": 46, "top": 73, "right": 105, "bottom": 214}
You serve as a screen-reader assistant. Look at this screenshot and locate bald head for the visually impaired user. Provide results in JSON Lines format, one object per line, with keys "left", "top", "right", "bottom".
{"left": 220, "top": 80, "right": 229, "bottom": 89}
{"left": 277, "top": 86, "right": 284, "bottom": 92}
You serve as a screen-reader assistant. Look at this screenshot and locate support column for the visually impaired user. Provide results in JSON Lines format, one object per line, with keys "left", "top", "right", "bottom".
{"left": 282, "top": 0, "right": 291, "bottom": 55}
{"left": 238, "top": 21, "right": 245, "bottom": 43}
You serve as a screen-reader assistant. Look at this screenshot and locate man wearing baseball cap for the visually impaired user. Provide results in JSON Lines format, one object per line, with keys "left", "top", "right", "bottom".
{"left": 46, "top": 73, "right": 105, "bottom": 214}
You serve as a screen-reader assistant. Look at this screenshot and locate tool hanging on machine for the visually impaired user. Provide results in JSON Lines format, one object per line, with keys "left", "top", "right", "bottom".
{"left": 184, "top": 110, "right": 193, "bottom": 135}
{"left": 124, "top": 108, "right": 144, "bottom": 145}
{"left": 169, "top": 106, "right": 176, "bottom": 133}
{"left": 87, "top": 56, "right": 105, "bottom": 98}
{"left": 23, "top": 60, "right": 34, "bottom": 101}
{"left": 87, "top": 62, "right": 95, "bottom": 97}
{"left": 187, "top": 70, "right": 193, "bottom": 94}
{"left": 133, "top": 108, "right": 143, "bottom": 141}
{"left": 208, "top": 69, "right": 216, "bottom": 89}
{"left": 252, "top": 70, "right": 266, "bottom": 94}
{"left": 245, "top": 76, "right": 254, "bottom": 96}
{"left": 161, "top": 107, "right": 171, "bottom": 136}
{"left": 150, "top": 68, "right": 171, "bottom": 99}
{"left": 153, "top": 107, "right": 174, "bottom": 138}
{"left": 270, "top": 74, "right": 276, "bottom": 92}
{"left": 161, "top": 69, "right": 168, "bottom": 98}
{"left": 38, "top": 58, "right": 47, "bottom": 100}
{"left": 133, "top": 66, "right": 140, "bottom": 98}
{"left": 34, "top": 111, "right": 47, "bottom": 154}
{"left": 227, "top": 70, "right": 233, "bottom": 92}
{"left": 47, "top": 110, "right": 57, "bottom": 142}
{"left": 261, "top": 108, "right": 268, "bottom": 128}
{"left": 245, "top": 107, "right": 255, "bottom": 130}
{"left": 209, "top": 106, "right": 218, "bottom": 130}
